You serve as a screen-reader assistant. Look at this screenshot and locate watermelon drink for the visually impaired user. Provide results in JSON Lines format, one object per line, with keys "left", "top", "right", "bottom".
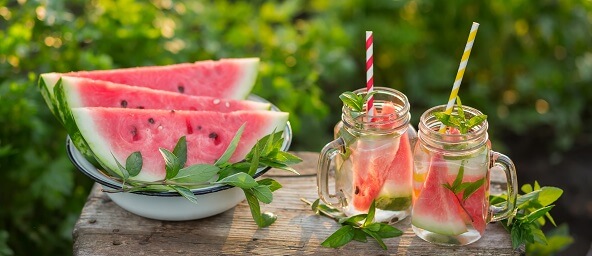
{"left": 318, "top": 87, "right": 415, "bottom": 223}
{"left": 411, "top": 105, "right": 518, "bottom": 246}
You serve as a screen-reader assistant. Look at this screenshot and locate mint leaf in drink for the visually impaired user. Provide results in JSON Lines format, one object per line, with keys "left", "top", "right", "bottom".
{"left": 339, "top": 91, "right": 376, "bottom": 113}
{"left": 433, "top": 96, "right": 487, "bottom": 134}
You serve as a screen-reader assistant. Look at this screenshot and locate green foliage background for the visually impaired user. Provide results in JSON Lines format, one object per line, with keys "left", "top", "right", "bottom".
{"left": 1, "top": 0, "right": 590, "bottom": 255}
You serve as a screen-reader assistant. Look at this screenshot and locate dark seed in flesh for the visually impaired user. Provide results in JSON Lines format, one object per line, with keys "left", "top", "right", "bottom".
{"left": 120, "top": 100, "right": 128, "bottom": 108}
{"left": 148, "top": 118, "right": 155, "bottom": 124}
{"left": 178, "top": 84, "right": 185, "bottom": 93}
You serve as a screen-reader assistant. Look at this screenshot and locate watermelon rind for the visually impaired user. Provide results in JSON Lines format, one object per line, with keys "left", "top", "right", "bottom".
{"left": 69, "top": 108, "right": 289, "bottom": 182}
{"left": 375, "top": 194, "right": 412, "bottom": 211}
{"left": 53, "top": 79, "right": 101, "bottom": 166}
{"left": 38, "top": 73, "right": 62, "bottom": 123}
{"left": 224, "top": 58, "right": 259, "bottom": 99}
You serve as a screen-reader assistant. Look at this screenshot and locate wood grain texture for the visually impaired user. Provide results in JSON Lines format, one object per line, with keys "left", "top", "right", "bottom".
{"left": 73, "top": 152, "right": 524, "bottom": 256}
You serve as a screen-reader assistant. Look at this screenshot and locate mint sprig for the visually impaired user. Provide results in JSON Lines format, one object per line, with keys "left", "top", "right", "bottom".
{"left": 339, "top": 91, "right": 376, "bottom": 118}
{"left": 491, "top": 181, "right": 567, "bottom": 249}
{"left": 105, "top": 123, "right": 302, "bottom": 228}
{"left": 302, "top": 198, "right": 403, "bottom": 250}
{"left": 434, "top": 97, "right": 487, "bottom": 134}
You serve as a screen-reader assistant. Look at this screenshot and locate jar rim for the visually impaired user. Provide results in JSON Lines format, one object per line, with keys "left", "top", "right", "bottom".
{"left": 418, "top": 104, "right": 489, "bottom": 153}
{"left": 341, "top": 87, "right": 411, "bottom": 134}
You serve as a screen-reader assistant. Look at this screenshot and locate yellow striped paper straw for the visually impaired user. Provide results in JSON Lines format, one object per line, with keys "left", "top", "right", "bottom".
{"left": 439, "top": 22, "right": 480, "bottom": 133}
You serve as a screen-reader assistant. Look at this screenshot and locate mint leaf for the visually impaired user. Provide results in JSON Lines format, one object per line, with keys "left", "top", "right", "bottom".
{"left": 537, "top": 187, "right": 563, "bottom": 206}
{"left": 215, "top": 123, "right": 245, "bottom": 166}
{"left": 252, "top": 185, "right": 273, "bottom": 204}
{"left": 311, "top": 198, "right": 320, "bottom": 213}
{"left": 521, "top": 183, "right": 534, "bottom": 193}
{"left": 170, "top": 164, "right": 219, "bottom": 183}
{"left": 160, "top": 148, "right": 180, "bottom": 180}
{"left": 248, "top": 143, "right": 260, "bottom": 176}
{"left": 339, "top": 214, "right": 367, "bottom": 225}
{"left": 433, "top": 112, "right": 452, "bottom": 127}
{"left": 467, "top": 114, "right": 487, "bottom": 128}
{"left": 456, "top": 96, "right": 465, "bottom": 119}
{"left": 244, "top": 189, "right": 272, "bottom": 227}
{"left": 257, "top": 178, "right": 282, "bottom": 192}
{"left": 321, "top": 225, "right": 355, "bottom": 248}
{"left": 125, "top": 151, "right": 143, "bottom": 177}
{"left": 273, "top": 151, "right": 303, "bottom": 165}
{"left": 462, "top": 178, "right": 485, "bottom": 201}
{"left": 376, "top": 224, "right": 403, "bottom": 238}
{"left": 524, "top": 205, "right": 555, "bottom": 224}
{"left": 364, "top": 200, "right": 376, "bottom": 227}
{"left": 169, "top": 185, "right": 198, "bottom": 204}
{"left": 361, "top": 229, "right": 387, "bottom": 250}
{"left": 339, "top": 92, "right": 363, "bottom": 112}
{"left": 451, "top": 161, "right": 465, "bottom": 191}
{"left": 216, "top": 172, "right": 258, "bottom": 189}
{"left": 173, "top": 136, "right": 187, "bottom": 168}
{"left": 113, "top": 154, "right": 130, "bottom": 180}
{"left": 352, "top": 228, "right": 368, "bottom": 242}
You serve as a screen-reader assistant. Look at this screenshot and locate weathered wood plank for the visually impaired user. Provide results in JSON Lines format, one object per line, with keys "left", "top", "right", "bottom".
{"left": 73, "top": 152, "right": 523, "bottom": 256}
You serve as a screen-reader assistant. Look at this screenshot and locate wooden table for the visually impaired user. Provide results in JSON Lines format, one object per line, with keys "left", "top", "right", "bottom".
{"left": 73, "top": 152, "right": 523, "bottom": 255}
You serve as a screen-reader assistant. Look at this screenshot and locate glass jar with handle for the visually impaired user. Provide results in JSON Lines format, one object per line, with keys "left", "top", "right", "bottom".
{"left": 411, "top": 104, "right": 518, "bottom": 245}
{"left": 317, "top": 87, "right": 416, "bottom": 223}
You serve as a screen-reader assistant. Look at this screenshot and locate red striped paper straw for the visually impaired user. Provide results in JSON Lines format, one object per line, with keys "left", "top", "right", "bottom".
{"left": 366, "top": 31, "right": 374, "bottom": 116}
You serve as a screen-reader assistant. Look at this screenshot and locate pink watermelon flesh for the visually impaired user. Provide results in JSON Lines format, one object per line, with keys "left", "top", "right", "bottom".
{"left": 374, "top": 132, "right": 413, "bottom": 211}
{"left": 351, "top": 102, "right": 410, "bottom": 211}
{"left": 71, "top": 107, "right": 288, "bottom": 182}
{"left": 42, "top": 58, "right": 259, "bottom": 100}
{"left": 411, "top": 154, "right": 468, "bottom": 236}
{"left": 457, "top": 175, "right": 488, "bottom": 234}
{"left": 59, "top": 76, "right": 270, "bottom": 112}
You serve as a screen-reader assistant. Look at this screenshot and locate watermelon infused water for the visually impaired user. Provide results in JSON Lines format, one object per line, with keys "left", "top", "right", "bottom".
{"left": 318, "top": 87, "right": 415, "bottom": 223}
{"left": 411, "top": 105, "right": 518, "bottom": 246}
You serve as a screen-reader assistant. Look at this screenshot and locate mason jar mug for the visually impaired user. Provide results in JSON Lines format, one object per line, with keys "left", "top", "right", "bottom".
{"left": 317, "top": 87, "right": 416, "bottom": 223}
{"left": 411, "top": 104, "right": 518, "bottom": 246}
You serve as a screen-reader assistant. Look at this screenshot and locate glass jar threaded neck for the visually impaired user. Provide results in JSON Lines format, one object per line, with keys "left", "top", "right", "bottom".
{"left": 341, "top": 87, "right": 410, "bottom": 136}
{"left": 417, "top": 105, "right": 489, "bottom": 154}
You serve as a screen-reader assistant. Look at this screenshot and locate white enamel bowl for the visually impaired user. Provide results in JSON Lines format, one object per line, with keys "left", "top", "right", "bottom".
{"left": 66, "top": 96, "right": 292, "bottom": 221}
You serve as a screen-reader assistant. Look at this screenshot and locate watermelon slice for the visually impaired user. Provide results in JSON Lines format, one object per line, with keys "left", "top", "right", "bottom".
{"left": 411, "top": 154, "right": 468, "bottom": 236}
{"left": 69, "top": 107, "right": 288, "bottom": 182}
{"left": 350, "top": 102, "right": 413, "bottom": 211}
{"left": 374, "top": 132, "right": 413, "bottom": 211}
{"left": 350, "top": 135, "right": 398, "bottom": 211}
{"left": 39, "top": 58, "right": 260, "bottom": 116}
{"left": 53, "top": 76, "right": 270, "bottom": 124}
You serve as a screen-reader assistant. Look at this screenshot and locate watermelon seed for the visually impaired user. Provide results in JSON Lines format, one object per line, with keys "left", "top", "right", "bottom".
{"left": 120, "top": 100, "right": 128, "bottom": 108}
{"left": 137, "top": 106, "right": 145, "bottom": 109}
{"left": 186, "top": 119, "right": 193, "bottom": 134}
{"left": 177, "top": 84, "right": 185, "bottom": 93}
{"left": 148, "top": 118, "right": 155, "bottom": 124}
{"left": 197, "top": 126, "right": 202, "bottom": 130}
{"left": 354, "top": 186, "right": 360, "bottom": 195}
{"left": 131, "top": 127, "right": 141, "bottom": 141}
{"left": 209, "top": 132, "right": 221, "bottom": 145}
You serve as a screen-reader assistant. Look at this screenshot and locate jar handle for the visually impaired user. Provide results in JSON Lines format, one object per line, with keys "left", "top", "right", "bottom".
{"left": 317, "top": 137, "right": 345, "bottom": 206}
{"left": 489, "top": 151, "right": 518, "bottom": 222}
